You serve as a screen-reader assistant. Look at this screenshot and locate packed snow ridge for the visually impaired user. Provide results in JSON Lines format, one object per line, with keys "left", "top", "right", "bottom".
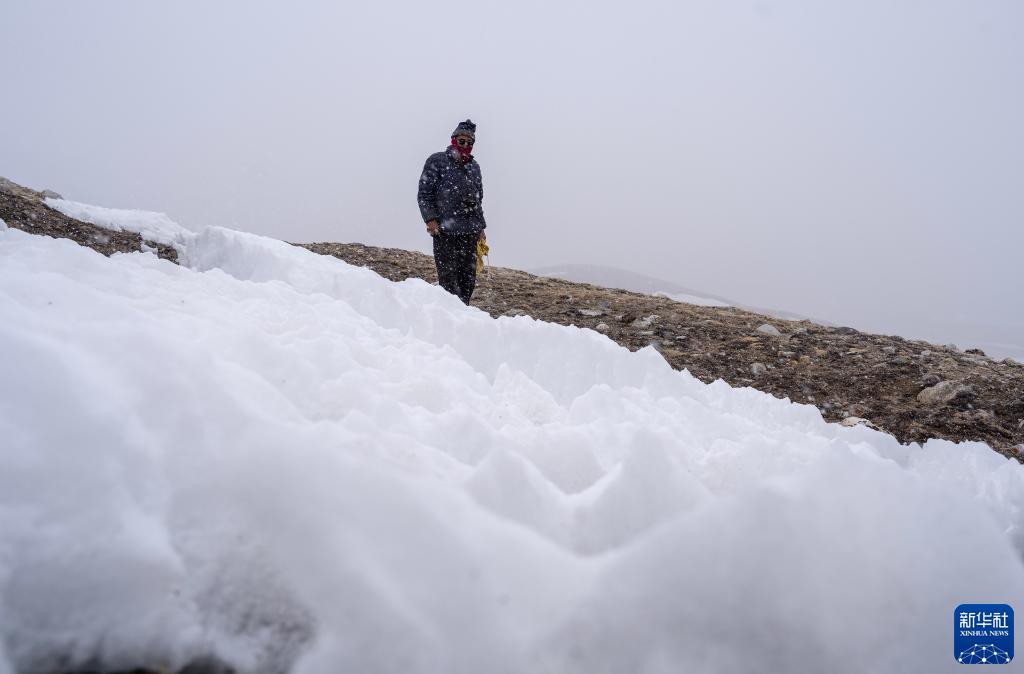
{"left": 1, "top": 202, "right": 1022, "bottom": 674}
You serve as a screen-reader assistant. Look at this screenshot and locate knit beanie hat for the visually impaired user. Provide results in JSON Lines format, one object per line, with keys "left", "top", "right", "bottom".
{"left": 451, "top": 119, "right": 476, "bottom": 140}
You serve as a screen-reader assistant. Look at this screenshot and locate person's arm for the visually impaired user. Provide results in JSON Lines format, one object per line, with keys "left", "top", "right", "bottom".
{"left": 417, "top": 155, "right": 442, "bottom": 227}
{"left": 476, "top": 165, "right": 486, "bottom": 234}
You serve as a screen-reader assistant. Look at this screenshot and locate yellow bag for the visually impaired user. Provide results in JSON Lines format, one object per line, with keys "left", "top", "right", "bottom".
{"left": 476, "top": 236, "right": 490, "bottom": 273}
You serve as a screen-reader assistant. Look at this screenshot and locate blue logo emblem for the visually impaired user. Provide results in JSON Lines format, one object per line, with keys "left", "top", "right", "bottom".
{"left": 955, "top": 604, "right": 1013, "bottom": 664}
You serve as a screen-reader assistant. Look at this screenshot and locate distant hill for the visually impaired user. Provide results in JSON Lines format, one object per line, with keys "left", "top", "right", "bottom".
{"left": 530, "top": 263, "right": 828, "bottom": 325}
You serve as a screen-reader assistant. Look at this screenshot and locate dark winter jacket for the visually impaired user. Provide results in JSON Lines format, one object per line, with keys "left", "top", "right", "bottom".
{"left": 417, "top": 147, "right": 486, "bottom": 235}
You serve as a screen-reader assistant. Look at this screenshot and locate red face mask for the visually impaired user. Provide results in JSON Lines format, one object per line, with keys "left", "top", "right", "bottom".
{"left": 451, "top": 137, "right": 473, "bottom": 161}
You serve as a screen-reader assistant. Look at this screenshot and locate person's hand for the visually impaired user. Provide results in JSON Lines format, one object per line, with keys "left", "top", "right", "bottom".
{"left": 426, "top": 220, "right": 439, "bottom": 236}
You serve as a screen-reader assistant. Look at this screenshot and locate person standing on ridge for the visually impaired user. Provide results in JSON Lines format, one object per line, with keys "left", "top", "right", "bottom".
{"left": 418, "top": 119, "right": 487, "bottom": 304}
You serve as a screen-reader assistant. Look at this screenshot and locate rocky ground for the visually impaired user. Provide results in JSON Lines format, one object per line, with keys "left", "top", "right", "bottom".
{"left": 2, "top": 176, "right": 1021, "bottom": 460}
{"left": 302, "top": 241, "right": 1024, "bottom": 460}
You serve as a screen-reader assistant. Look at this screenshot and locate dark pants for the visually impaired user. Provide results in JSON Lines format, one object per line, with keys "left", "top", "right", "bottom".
{"left": 432, "top": 232, "right": 478, "bottom": 304}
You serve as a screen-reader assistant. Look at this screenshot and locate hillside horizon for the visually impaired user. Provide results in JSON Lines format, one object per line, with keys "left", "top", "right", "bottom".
{"left": 529, "top": 262, "right": 1024, "bottom": 363}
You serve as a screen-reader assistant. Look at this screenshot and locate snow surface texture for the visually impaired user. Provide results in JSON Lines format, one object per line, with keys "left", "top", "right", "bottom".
{"left": 1, "top": 210, "right": 1023, "bottom": 674}
{"left": 45, "top": 198, "right": 193, "bottom": 249}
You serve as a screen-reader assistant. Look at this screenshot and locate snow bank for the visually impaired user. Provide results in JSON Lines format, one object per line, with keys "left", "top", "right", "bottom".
{"left": 44, "top": 198, "right": 193, "bottom": 248}
{"left": 1, "top": 218, "right": 1022, "bottom": 674}
{"left": 653, "top": 289, "right": 731, "bottom": 307}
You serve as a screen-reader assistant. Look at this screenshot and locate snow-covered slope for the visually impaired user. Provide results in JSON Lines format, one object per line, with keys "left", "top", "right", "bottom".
{"left": 45, "top": 197, "right": 193, "bottom": 249}
{"left": 1, "top": 212, "right": 1022, "bottom": 674}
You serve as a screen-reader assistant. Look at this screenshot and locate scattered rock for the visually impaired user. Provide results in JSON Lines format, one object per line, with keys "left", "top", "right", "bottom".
{"left": 847, "top": 404, "right": 868, "bottom": 418}
{"left": 882, "top": 346, "right": 897, "bottom": 355}
{"left": 756, "top": 323, "right": 781, "bottom": 337}
{"left": 578, "top": 308, "right": 605, "bottom": 317}
{"left": 968, "top": 409, "right": 994, "bottom": 423}
{"left": 841, "top": 416, "right": 880, "bottom": 430}
{"left": 1006, "top": 396, "right": 1024, "bottom": 414}
{"left": 594, "top": 322, "right": 610, "bottom": 333}
{"left": 631, "top": 314, "right": 658, "bottom": 329}
{"left": 917, "top": 381, "right": 976, "bottom": 407}
{"left": 751, "top": 362, "right": 767, "bottom": 376}
{"left": 920, "top": 373, "right": 941, "bottom": 388}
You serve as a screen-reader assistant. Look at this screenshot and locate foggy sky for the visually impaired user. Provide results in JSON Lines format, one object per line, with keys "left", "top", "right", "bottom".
{"left": 3, "top": 1, "right": 1022, "bottom": 357}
